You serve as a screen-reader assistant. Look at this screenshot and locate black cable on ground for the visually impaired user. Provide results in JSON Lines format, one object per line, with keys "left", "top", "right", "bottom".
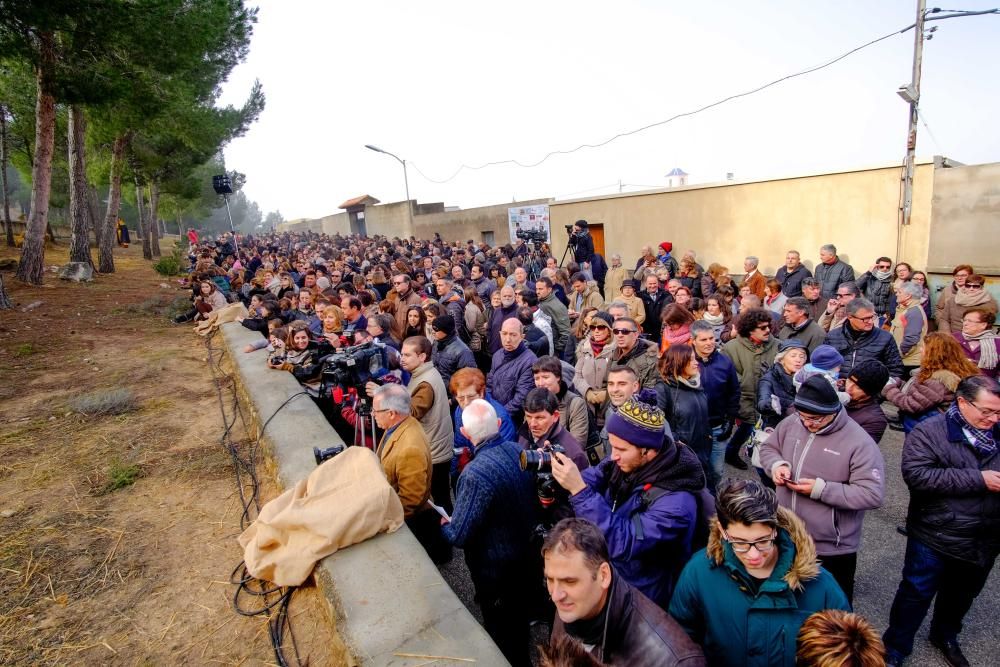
{"left": 203, "top": 330, "right": 308, "bottom": 666}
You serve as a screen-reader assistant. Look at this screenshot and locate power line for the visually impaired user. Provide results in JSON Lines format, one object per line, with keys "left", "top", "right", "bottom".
{"left": 408, "top": 24, "right": 912, "bottom": 184}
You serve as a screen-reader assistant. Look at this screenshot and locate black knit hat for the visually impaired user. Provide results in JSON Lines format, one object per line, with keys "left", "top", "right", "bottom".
{"left": 794, "top": 375, "right": 842, "bottom": 415}
{"left": 848, "top": 359, "right": 890, "bottom": 399}
{"left": 591, "top": 311, "right": 614, "bottom": 328}
{"left": 431, "top": 315, "right": 455, "bottom": 336}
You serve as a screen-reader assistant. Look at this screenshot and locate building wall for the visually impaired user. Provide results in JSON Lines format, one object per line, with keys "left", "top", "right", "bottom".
{"left": 549, "top": 161, "right": 935, "bottom": 278}
{"left": 927, "top": 161, "right": 1000, "bottom": 275}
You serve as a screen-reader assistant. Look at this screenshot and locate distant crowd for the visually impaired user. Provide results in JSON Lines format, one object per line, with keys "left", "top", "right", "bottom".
{"left": 176, "top": 223, "right": 999, "bottom": 667}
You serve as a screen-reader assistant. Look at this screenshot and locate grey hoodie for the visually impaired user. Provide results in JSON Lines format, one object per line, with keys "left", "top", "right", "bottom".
{"left": 758, "top": 409, "right": 884, "bottom": 556}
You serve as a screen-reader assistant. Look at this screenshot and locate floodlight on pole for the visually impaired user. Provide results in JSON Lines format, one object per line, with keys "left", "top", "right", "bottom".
{"left": 365, "top": 144, "right": 413, "bottom": 232}
{"left": 212, "top": 173, "right": 239, "bottom": 253}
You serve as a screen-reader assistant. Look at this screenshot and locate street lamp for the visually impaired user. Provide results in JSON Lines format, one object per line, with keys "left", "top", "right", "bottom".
{"left": 365, "top": 144, "right": 413, "bottom": 231}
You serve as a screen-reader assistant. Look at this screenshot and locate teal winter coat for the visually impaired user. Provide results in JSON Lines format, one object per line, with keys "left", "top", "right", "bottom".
{"left": 668, "top": 507, "right": 849, "bottom": 667}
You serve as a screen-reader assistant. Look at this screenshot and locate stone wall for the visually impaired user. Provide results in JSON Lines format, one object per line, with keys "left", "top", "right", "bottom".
{"left": 217, "top": 323, "right": 509, "bottom": 666}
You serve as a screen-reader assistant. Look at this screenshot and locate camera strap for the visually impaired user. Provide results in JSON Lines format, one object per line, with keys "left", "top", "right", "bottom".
{"left": 630, "top": 483, "right": 670, "bottom": 541}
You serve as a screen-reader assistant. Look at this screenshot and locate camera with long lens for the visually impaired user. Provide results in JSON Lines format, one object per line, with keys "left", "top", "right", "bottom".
{"left": 318, "top": 340, "right": 390, "bottom": 400}
{"left": 519, "top": 444, "right": 566, "bottom": 509}
{"left": 313, "top": 444, "right": 345, "bottom": 465}
{"left": 515, "top": 228, "right": 548, "bottom": 245}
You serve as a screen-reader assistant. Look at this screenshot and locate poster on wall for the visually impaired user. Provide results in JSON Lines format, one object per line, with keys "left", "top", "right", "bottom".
{"left": 508, "top": 204, "right": 551, "bottom": 244}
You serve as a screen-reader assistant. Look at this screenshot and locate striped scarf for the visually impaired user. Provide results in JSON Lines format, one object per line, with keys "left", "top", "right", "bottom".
{"left": 946, "top": 402, "right": 997, "bottom": 457}
{"left": 963, "top": 330, "right": 998, "bottom": 371}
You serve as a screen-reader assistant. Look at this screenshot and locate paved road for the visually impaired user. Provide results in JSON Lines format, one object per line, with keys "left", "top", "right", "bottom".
{"left": 438, "top": 421, "right": 999, "bottom": 665}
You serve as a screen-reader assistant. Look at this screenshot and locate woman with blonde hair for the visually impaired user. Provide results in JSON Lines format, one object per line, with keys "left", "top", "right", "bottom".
{"left": 882, "top": 331, "right": 982, "bottom": 432}
{"left": 701, "top": 263, "right": 730, "bottom": 297}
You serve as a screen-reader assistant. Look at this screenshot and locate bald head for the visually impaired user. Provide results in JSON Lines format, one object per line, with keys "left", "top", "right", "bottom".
{"left": 500, "top": 317, "right": 524, "bottom": 351}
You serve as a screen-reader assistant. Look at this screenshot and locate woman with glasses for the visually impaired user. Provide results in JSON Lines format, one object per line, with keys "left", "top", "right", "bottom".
{"left": 572, "top": 312, "right": 616, "bottom": 419}
{"left": 670, "top": 478, "right": 849, "bottom": 667}
{"left": 936, "top": 272, "right": 998, "bottom": 334}
{"left": 954, "top": 308, "right": 1000, "bottom": 379}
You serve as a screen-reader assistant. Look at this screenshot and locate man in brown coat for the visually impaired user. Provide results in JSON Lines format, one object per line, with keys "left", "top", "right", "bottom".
{"left": 740, "top": 256, "right": 766, "bottom": 301}
{"left": 391, "top": 273, "right": 424, "bottom": 334}
{"left": 373, "top": 384, "right": 448, "bottom": 561}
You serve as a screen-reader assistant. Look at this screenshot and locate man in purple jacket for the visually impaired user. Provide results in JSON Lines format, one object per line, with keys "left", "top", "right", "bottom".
{"left": 550, "top": 394, "right": 709, "bottom": 610}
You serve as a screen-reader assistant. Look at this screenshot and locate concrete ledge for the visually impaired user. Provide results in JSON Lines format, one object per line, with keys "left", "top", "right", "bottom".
{"left": 218, "top": 323, "right": 509, "bottom": 666}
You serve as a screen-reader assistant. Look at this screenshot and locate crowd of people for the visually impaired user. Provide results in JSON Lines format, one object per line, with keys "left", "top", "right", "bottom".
{"left": 177, "top": 222, "right": 999, "bottom": 667}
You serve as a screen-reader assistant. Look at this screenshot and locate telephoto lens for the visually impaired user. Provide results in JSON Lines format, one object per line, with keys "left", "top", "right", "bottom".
{"left": 313, "top": 444, "right": 346, "bottom": 466}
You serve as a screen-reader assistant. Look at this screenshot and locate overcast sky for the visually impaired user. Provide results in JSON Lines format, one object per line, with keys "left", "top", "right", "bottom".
{"left": 218, "top": 1, "right": 1000, "bottom": 220}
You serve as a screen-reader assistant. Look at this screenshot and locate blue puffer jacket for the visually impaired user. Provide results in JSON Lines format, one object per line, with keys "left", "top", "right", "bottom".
{"left": 486, "top": 343, "right": 538, "bottom": 418}
{"left": 570, "top": 440, "right": 709, "bottom": 609}
{"left": 669, "top": 509, "right": 849, "bottom": 667}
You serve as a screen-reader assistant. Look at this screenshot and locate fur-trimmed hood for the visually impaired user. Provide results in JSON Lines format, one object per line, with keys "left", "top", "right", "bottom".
{"left": 705, "top": 506, "right": 819, "bottom": 591}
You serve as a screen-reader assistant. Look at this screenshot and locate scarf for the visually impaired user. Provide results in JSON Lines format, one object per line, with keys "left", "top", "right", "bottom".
{"left": 701, "top": 311, "right": 725, "bottom": 326}
{"left": 954, "top": 288, "right": 992, "bottom": 308}
{"left": 963, "top": 330, "right": 999, "bottom": 370}
{"left": 873, "top": 268, "right": 893, "bottom": 281}
{"left": 662, "top": 323, "right": 691, "bottom": 348}
{"left": 946, "top": 402, "right": 997, "bottom": 457}
{"left": 590, "top": 337, "right": 609, "bottom": 356}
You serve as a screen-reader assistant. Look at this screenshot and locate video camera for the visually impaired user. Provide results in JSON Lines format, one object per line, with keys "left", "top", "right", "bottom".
{"left": 314, "top": 444, "right": 345, "bottom": 465}
{"left": 317, "top": 340, "right": 391, "bottom": 401}
{"left": 515, "top": 228, "right": 548, "bottom": 245}
{"left": 519, "top": 443, "right": 566, "bottom": 508}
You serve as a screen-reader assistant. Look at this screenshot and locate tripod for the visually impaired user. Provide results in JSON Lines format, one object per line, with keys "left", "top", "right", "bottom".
{"left": 354, "top": 395, "right": 378, "bottom": 449}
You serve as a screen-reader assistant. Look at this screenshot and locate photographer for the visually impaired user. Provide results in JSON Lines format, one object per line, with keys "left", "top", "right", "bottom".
{"left": 267, "top": 321, "right": 322, "bottom": 384}
{"left": 549, "top": 394, "right": 708, "bottom": 610}
{"left": 571, "top": 220, "right": 595, "bottom": 266}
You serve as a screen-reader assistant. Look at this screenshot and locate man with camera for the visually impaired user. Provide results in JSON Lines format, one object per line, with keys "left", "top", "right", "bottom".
{"left": 370, "top": 384, "right": 448, "bottom": 562}
{"left": 550, "top": 394, "right": 708, "bottom": 610}
{"left": 544, "top": 518, "right": 706, "bottom": 666}
{"left": 442, "top": 399, "right": 539, "bottom": 667}
{"left": 571, "top": 220, "right": 595, "bottom": 266}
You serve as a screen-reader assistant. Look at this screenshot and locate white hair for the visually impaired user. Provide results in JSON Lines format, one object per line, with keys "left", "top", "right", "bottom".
{"left": 375, "top": 384, "right": 411, "bottom": 415}
{"left": 898, "top": 281, "right": 923, "bottom": 300}
{"left": 462, "top": 399, "right": 499, "bottom": 445}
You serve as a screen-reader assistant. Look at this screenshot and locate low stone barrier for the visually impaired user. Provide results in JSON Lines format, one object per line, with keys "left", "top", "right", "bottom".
{"left": 218, "top": 322, "right": 509, "bottom": 666}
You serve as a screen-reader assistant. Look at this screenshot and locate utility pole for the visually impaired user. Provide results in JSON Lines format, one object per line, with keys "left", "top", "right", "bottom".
{"left": 900, "top": 0, "right": 926, "bottom": 227}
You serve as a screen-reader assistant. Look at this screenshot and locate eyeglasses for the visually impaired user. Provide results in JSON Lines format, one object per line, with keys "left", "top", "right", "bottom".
{"left": 850, "top": 314, "right": 876, "bottom": 323}
{"left": 965, "top": 284, "right": 983, "bottom": 289}
{"left": 877, "top": 265, "right": 892, "bottom": 270}
{"left": 372, "top": 408, "right": 391, "bottom": 415}
{"left": 722, "top": 529, "right": 777, "bottom": 554}
{"left": 611, "top": 328, "right": 637, "bottom": 335}
{"left": 589, "top": 324, "right": 610, "bottom": 331}
{"left": 455, "top": 393, "right": 480, "bottom": 404}
{"left": 966, "top": 400, "right": 1000, "bottom": 419}
{"left": 798, "top": 412, "right": 831, "bottom": 424}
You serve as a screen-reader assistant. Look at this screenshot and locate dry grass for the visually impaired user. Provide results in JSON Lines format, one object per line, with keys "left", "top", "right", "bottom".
{"left": 0, "top": 244, "right": 337, "bottom": 666}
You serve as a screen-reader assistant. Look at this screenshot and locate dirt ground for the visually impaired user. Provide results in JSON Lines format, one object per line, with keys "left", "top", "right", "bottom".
{"left": 0, "top": 243, "right": 338, "bottom": 666}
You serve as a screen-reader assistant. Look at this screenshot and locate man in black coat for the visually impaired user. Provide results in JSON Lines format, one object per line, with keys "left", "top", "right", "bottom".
{"left": 882, "top": 375, "right": 1000, "bottom": 667}
{"left": 545, "top": 518, "right": 706, "bottom": 666}
{"left": 571, "top": 220, "right": 595, "bottom": 266}
{"left": 823, "top": 297, "right": 904, "bottom": 381}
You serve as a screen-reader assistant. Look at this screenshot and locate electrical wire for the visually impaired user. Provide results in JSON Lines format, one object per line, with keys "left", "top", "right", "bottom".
{"left": 203, "top": 330, "right": 308, "bottom": 667}
{"left": 915, "top": 107, "right": 945, "bottom": 154}
{"left": 408, "top": 25, "right": 911, "bottom": 184}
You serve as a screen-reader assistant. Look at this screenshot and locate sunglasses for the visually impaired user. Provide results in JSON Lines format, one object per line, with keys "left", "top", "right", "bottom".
{"left": 966, "top": 284, "right": 983, "bottom": 289}
{"left": 589, "top": 324, "right": 610, "bottom": 331}
{"left": 611, "top": 328, "right": 637, "bottom": 335}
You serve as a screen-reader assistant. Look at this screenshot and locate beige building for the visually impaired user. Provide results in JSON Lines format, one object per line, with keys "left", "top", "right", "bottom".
{"left": 281, "top": 157, "right": 999, "bottom": 289}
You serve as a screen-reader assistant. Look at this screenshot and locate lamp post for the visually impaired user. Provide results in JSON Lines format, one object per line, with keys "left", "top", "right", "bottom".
{"left": 365, "top": 144, "right": 413, "bottom": 232}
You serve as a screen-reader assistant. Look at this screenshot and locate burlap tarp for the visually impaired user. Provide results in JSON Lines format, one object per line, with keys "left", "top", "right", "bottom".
{"left": 238, "top": 447, "right": 404, "bottom": 586}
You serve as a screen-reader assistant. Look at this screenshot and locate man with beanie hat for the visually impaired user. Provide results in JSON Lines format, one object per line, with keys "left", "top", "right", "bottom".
{"left": 571, "top": 220, "right": 595, "bottom": 266}
{"left": 431, "top": 314, "right": 476, "bottom": 388}
{"left": 758, "top": 375, "right": 885, "bottom": 603}
{"left": 845, "top": 359, "right": 890, "bottom": 443}
{"left": 550, "top": 392, "right": 711, "bottom": 609}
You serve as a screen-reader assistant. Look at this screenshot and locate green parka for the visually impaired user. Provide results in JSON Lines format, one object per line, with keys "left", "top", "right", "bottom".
{"left": 721, "top": 336, "right": 777, "bottom": 422}
{"left": 668, "top": 507, "right": 849, "bottom": 667}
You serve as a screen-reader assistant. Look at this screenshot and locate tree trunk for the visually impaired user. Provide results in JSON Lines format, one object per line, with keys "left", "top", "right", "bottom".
{"left": 67, "top": 106, "right": 94, "bottom": 267}
{"left": 88, "top": 185, "right": 103, "bottom": 265}
{"left": 15, "top": 34, "right": 57, "bottom": 285}
{"left": 0, "top": 104, "right": 14, "bottom": 247}
{"left": 0, "top": 273, "right": 11, "bottom": 309}
{"left": 99, "top": 133, "right": 129, "bottom": 273}
{"left": 148, "top": 181, "right": 161, "bottom": 257}
{"left": 136, "top": 179, "right": 151, "bottom": 260}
